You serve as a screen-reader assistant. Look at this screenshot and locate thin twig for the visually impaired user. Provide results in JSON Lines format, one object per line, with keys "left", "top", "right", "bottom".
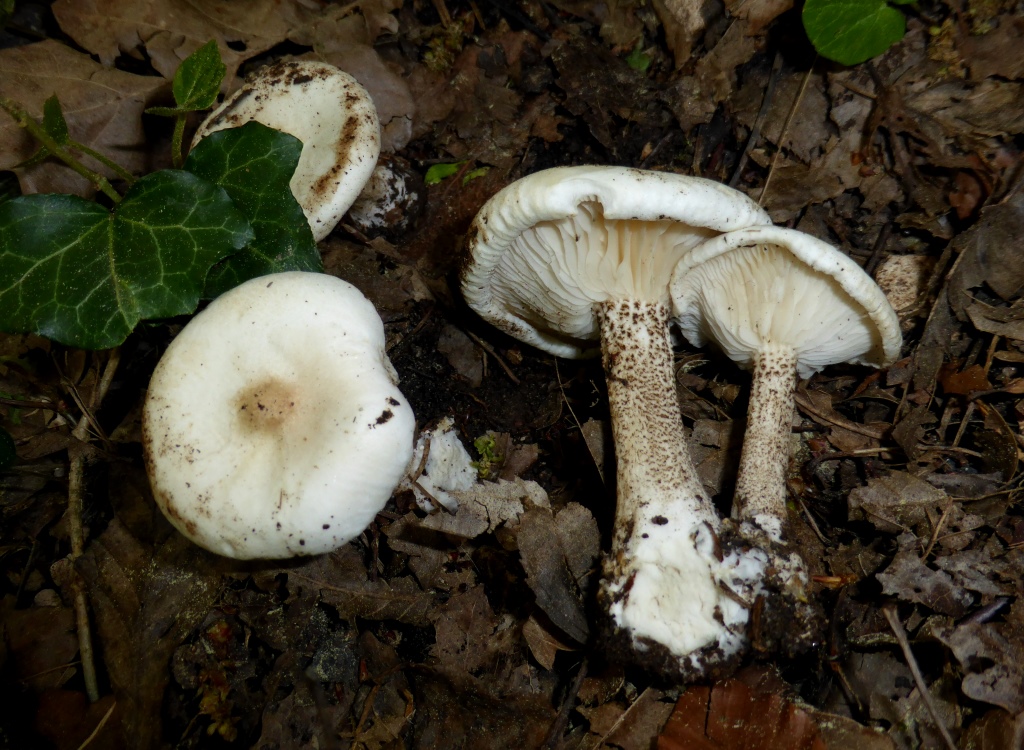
{"left": 882, "top": 605, "right": 958, "bottom": 750}
{"left": 76, "top": 700, "right": 116, "bottom": 750}
{"left": 543, "top": 659, "right": 587, "bottom": 749}
{"left": 920, "top": 503, "right": 952, "bottom": 559}
{"left": 759, "top": 57, "right": 818, "bottom": 208}
{"left": 465, "top": 329, "right": 520, "bottom": 384}
{"left": 794, "top": 494, "right": 828, "bottom": 544}
{"left": 67, "top": 349, "right": 121, "bottom": 702}
{"left": 730, "top": 52, "right": 783, "bottom": 188}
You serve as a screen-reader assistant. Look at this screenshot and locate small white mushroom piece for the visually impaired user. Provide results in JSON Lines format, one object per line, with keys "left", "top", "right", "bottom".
{"left": 193, "top": 60, "right": 381, "bottom": 241}
{"left": 461, "top": 165, "right": 773, "bottom": 679}
{"left": 143, "top": 272, "right": 415, "bottom": 560}
{"left": 671, "top": 226, "right": 902, "bottom": 543}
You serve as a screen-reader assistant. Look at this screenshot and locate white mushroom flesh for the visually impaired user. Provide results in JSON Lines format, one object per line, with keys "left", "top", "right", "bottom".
{"left": 143, "top": 272, "right": 414, "bottom": 559}
{"left": 193, "top": 61, "right": 381, "bottom": 241}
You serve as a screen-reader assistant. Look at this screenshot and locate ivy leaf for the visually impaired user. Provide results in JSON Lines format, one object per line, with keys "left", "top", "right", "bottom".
{"left": 16, "top": 95, "right": 72, "bottom": 170}
{"left": 184, "top": 122, "right": 321, "bottom": 298}
{"left": 146, "top": 40, "right": 225, "bottom": 116}
{"left": 0, "top": 170, "right": 253, "bottom": 349}
{"left": 802, "top": 0, "right": 907, "bottom": 66}
{"left": 42, "top": 95, "right": 71, "bottom": 145}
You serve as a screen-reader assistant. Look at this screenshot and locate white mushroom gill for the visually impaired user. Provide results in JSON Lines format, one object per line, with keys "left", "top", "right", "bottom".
{"left": 487, "top": 202, "right": 718, "bottom": 352}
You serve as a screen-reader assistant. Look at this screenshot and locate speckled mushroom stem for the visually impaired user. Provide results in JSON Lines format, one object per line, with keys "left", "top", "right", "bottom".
{"left": 596, "top": 299, "right": 763, "bottom": 679}
{"left": 733, "top": 343, "right": 799, "bottom": 543}
{"left": 598, "top": 299, "right": 717, "bottom": 549}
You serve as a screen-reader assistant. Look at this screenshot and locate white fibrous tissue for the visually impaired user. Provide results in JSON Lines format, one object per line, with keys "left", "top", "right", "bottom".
{"left": 607, "top": 514, "right": 768, "bottom": 672}
{"left": 404, "top": 417, "right": 477, "bottom": 512}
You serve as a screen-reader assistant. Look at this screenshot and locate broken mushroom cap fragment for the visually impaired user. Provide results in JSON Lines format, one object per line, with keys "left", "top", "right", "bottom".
{"left": 193, "top": 60, "right": 381, "bottom": 241}
{"left": 671, "top": 225, "right": 901, "bottom": 542}
{"left": 143, "top": 271, "right": 414, "bottom": 560}
{"left": 461, "top": 165, "right": 773, "bottom": 680}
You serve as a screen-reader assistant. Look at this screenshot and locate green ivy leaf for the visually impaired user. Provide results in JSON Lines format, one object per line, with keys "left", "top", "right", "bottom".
{"left": 16, "top": 95, "right": 72, "bottom": 170}
{"left": 173, "top": 40, "right": 225, "bottom": 111}
{"left": 42, "top": 95, "right": 71, "bottom": 145}
{"left": 147, "top": 40, "right": 225, "bottom": 116}
{"left": 0, "top": 171, "right": 253, "bottom": 349}
{"left": 626, "top": 46, "right": 652, "bottom": 73}
{"left": 425, "top": 161, "right": 466, "bottom": 185}
{"left": 803, "top": 0, "right": 907, "bottom": 65}
{"left": 0, "top": 0, "right": 14, "bottom": 27}
{"left": 184, "top": 122, "right": 321, "bottom": 298}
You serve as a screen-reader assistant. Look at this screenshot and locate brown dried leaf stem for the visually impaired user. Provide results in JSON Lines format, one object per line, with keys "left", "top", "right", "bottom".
{"left": 759, "top": 57, "right": 818, "bottom": 208}
{"left": 68, "top": 348, "right": 121, "bottom": 702}
{"left": 882, "top": 605, "right": 958, "bottom": 750}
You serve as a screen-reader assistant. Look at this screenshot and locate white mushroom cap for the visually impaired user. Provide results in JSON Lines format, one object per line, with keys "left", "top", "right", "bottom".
{"left": 461, "top": 166, "right": 772, "bottom": 358}
{"left": 671, "top": 226, "right": 902, "bottom": 378}
{"left": 143, "top": 271, "right": 414, "bottom": 559}
{"left": 193, "top": 60, "right": 381, "bottom": 241}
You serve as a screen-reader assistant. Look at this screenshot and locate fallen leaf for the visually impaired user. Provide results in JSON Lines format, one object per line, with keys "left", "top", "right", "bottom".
{"left": 877, "top": 548, "right": 974, "bottom": 616}
{"left": 51, "top": 0, "right": 310, "bottom": 81}
{"left": 518, "top": 507, "right": 590, "bottom": 643}
{"left": 298, "top": 546, "right": 437, "bottom": 627}
{"left": 0, "top": 40, "right": 168, "bottom": 195}
{"left": 658, "top": 671, "right": 828, "bottom": 750}
{"left": 521, "top": 614, "right": 575, "bottom": 670}
{"left": 75, "top": 518, "right": 221, "bottom": 749}
{"left": 429, "top": 585, "right": 514, "bottom": 675}
{"left": 934, "top": 618, "right": 1024, "bottom": 713}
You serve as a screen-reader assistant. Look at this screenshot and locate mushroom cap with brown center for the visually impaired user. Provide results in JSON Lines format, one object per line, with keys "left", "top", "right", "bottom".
{"left": 460, "top": 166, "right": 772, "bottom": 358}
{"left": 143, "top": 271, "right": 414, "bottom": 559}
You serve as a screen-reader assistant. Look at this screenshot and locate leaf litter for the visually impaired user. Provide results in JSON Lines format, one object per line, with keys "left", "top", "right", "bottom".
{"left": 2, "top": 0, "right": 1024, "bottom": 747}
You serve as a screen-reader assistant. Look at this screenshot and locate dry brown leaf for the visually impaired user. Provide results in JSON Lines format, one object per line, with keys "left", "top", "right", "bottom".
{"left": 430, "top": 585, "right": 515, "bottom": 675}
{"left": 51, "top": 0, "right": 310, "bottom": 81}
{"left": 658, "top": 673, "right": 828, "bottom": 750}
{"left": 518, "top": 506, "right": 590, "bottom": 644}
{"left": 948, "top": 193, "right": 1024, "bottom": 316}
{"left": 521, "top": 614, "right": 575, "bottom": 670}
{"left": 75, "top": 518, "right": 221, "bottom": 749}
{"left": 2, "top": 602, "right": 79, "bottom": 692}
{"left": 934, "top": 618, "right": 1024, "bottom": 713}
{"left": 33, "top": 692, "right": 123, "bottom": 750}
{"left": 0, "top": 40, "right": 168, "bottom": 195}
{"left": 848, "top": 471, "right": 984, "bottom": 546}
{"left": 652, "top": 0, "right": 716, "bottom": 66}
{"left": 877, "top": 548, "right": 974, "bottom": 616}
{"left": 302, "top": 546, "right": 437, "bottom": 627}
